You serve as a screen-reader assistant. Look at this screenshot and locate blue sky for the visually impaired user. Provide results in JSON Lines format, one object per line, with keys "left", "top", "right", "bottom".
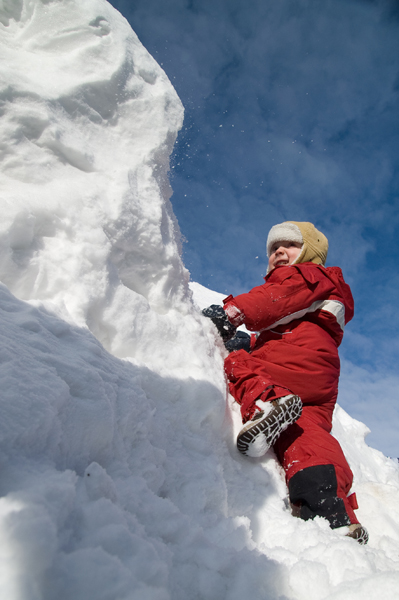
{"left": 110, "top": 0, "right": 399, "bottom": 456}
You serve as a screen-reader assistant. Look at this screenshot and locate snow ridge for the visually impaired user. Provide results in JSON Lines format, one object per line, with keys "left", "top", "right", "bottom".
{"left": 0, "top": 1, "right": 399, "bottom": 599}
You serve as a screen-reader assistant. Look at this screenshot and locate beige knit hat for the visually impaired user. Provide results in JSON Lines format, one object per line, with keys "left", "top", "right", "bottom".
{"left": 266, "top": 221, "right": 328, "bottom": 266}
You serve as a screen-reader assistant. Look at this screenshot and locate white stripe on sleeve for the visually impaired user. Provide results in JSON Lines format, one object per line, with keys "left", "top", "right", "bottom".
{"left": 265, "top": 299, "right": 345, "bottom": 331}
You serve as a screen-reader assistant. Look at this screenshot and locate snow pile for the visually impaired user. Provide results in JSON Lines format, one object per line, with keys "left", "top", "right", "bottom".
{"left": 0, "top": 1, "right": 399, "bottom": 599}
{"left": 0, "top": 0, "right": 187, "bottom": 358}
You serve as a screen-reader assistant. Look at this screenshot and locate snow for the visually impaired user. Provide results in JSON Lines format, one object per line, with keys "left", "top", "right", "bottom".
{"left": 1, "top": 1, "right": 399, "bottom": 598}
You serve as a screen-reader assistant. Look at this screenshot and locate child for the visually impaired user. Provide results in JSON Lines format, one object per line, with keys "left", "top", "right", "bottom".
{"left": 203, "top": 221, "right": 368, "bottom": 544}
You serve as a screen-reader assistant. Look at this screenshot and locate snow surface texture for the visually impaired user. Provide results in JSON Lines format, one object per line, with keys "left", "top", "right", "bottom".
{"left": 1, "top": 1, "right": 399, "bottom": 599}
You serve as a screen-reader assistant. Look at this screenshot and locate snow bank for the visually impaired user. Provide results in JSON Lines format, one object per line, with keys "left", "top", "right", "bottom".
{"left": 1, "top": 1, "right": 399, "bottom": 599}
{"left": 0, "top": 0, "right": 188, "bottom": 359}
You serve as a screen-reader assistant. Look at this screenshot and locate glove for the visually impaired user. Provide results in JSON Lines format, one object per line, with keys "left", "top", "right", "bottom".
{"left": 202, "top": 304, "right": 236, "bottom": 342}
{"left": 224, "top": 330, "right": 251, "bottom": 353}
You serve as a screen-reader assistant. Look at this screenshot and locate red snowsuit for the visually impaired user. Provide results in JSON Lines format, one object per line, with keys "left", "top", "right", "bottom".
{"left": 223, "top": 262, "right": 359, "bottom": 525}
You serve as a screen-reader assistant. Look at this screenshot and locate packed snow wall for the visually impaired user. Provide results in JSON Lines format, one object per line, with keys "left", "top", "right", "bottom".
{"left": 0, "top": 1, "right": 230, "bottom": 598}
{"left": 0, "top": 0, "right": 193, "bottom": 363}
{"left": 1, "top": 1, "right": 399, "bottom": 600}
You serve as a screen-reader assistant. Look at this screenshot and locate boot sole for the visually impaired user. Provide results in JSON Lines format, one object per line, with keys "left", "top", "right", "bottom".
{"left": 237, "top": 395, "right": 302, "bottom": 458}
{"left": 346, "top": 524, "right": 369, "bottom": 545}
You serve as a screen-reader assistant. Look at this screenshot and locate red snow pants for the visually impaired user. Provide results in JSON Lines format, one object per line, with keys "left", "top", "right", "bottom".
{"left": 224, "top": 320, "right": 358, "bottom": 525}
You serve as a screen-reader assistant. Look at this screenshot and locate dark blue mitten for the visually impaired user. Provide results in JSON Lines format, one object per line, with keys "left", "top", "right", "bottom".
{"left": 224, "top": 330, "right": 251, "bottom": 352}
{"left": 202, "top": 305, "right": 236, "bottom": 341}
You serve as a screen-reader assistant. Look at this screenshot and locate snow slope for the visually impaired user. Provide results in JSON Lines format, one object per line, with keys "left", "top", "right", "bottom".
{"left": 1, "top": 1, "right": 399, "bottom": 599}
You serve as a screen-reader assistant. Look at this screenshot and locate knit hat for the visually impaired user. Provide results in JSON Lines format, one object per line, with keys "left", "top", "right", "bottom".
{"left": 266, "top": 221, "right": 328, "bottom": 266}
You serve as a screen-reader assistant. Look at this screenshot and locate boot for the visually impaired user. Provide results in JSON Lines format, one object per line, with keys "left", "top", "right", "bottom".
{"left": 289, "top": 465, "right": 369, "bottom": 545}
{"left": 237, "top": 394, "right": 302, "bottom": 457}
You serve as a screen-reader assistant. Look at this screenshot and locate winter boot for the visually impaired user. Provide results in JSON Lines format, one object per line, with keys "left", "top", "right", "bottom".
{"left": 288, "top": 464, "right": 369, "bottom": 544}
{"left": 237, "top": 394, "right": 302, "bottom": 457}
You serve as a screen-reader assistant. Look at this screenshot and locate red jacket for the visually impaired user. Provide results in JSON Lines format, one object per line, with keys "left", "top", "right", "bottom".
{"left": 223, "top": 262, "right": 354, "bottom": 349}
{"left": 223, "top": 263, "right": 354, "bottom": 422}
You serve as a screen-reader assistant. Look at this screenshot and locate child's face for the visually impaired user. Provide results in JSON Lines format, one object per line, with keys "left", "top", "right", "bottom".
{"left": 268, "top": 241, "right": 302, "bottom": 271}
